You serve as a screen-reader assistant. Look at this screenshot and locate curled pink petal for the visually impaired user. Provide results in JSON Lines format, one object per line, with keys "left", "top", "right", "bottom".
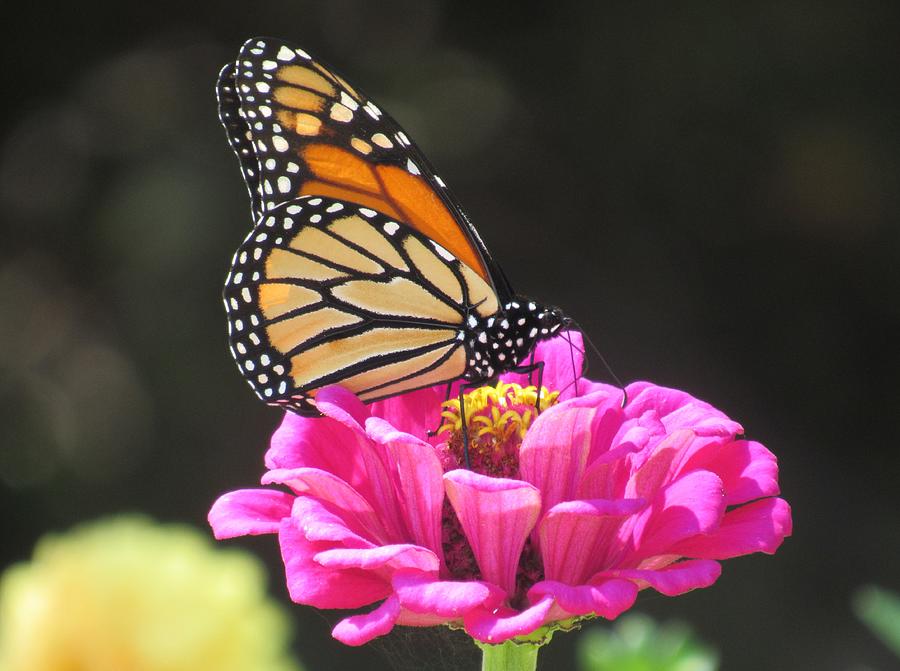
{"left": 630, "top": 470, "right": 726, "bottom": 560}
{"left": 278, "top": 517, "right": 389, "bottom": 609}
{"left": 600, "top": 558, "right": 722, "bottom": 595}
{"left": 670, "top": 497, "right": 793, "bottom": 559}
{"left": 208, "top": 489, "right": 293, "bottom": 539}
{"left": 528, "top": 578, "right": 637, "bottom": 619}
{"left": 444, "top": 470, "right": 541, "bottom": 596}
{"left": 332, "top": 595, "right": 401, "bottom": 646}
{"left": 289, "top": 496, "right": 374, "bottom": 548}
{"left": 314, "top": 544, "right": 439, "bottom": 573}
{"left": 315, "top": 384, "right": 371, "bottom": 429}
{"left": 265, "top": 468, "right": 391, "bottom": 544}
{"left": 463, "top": 595, "right": 555, "bottom": 644}
{"left": 265, "top": 411, "right": 364, "bottom": 486}
{"left": 679, "top": 439, "right": 780, "bottom": 505}
{"left": 395, "top": 609, "right": 458, "bottom": 627}
{"left": 393, "top": 570, "right": 503, "bottom": 617}
{"left": 626, "top": 383, "right": 743, "bottom": 437}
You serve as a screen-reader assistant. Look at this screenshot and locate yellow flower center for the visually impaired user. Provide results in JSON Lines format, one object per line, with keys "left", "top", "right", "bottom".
{"left": 437, "top": 382, "right": 559, "bottom": 476}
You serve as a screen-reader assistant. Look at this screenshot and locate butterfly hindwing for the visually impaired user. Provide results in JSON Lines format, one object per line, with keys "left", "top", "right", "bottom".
{"left": 223, "top": 195, "right": 499, "bottom": 412}
{"left": 220, "top": 37, "right": 513, "bottom": 300}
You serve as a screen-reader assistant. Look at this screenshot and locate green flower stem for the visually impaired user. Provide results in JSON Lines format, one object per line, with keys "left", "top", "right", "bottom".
{"left": 478, "top": 640, "right": 540, "bottom": 671}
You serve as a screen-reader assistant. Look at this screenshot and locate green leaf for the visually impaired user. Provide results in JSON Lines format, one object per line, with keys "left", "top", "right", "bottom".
{"left": 853, "top": 585, "right": 900, "bottom": 657}
{"left": 577, "top": 613, "right": 718, "bottom": 671}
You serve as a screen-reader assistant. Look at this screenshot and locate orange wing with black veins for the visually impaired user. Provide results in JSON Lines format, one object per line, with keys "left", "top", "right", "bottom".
{"left": 217, "top": 37, "right": 497, "bottom": 289}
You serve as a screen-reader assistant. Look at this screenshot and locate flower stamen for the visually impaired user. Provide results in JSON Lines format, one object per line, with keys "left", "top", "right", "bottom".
{"left": 437, "top": 382, "right": 559, "bottom": 477}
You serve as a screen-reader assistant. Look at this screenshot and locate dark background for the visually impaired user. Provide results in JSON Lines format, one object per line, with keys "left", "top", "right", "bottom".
{"left": 2, "top": 1, "right": 898, "bottom": 669}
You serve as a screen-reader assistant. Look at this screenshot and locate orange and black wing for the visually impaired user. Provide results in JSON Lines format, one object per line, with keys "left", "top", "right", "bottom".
{"left": 223, "top": 195, "right": 499, "bottom": 413}
{"left": 217, "top": 36, "right": 513, "bottom": 302}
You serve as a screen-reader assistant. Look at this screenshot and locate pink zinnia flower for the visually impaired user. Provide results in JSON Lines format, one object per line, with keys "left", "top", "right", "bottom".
{"left": 209, "top": 333, "right": 791, "bottom": 646}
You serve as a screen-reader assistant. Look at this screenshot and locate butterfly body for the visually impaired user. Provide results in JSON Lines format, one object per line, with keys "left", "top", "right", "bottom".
{"left": 219, "top": 38, "right": 567, "bottom": 414}
{"left": 462, "top": 301, "right": 565, "bottom": 383}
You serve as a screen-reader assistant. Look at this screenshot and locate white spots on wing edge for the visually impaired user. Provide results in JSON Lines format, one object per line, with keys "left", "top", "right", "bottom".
{"left": 276, "top": 45, "right": 295, "bottom": 61}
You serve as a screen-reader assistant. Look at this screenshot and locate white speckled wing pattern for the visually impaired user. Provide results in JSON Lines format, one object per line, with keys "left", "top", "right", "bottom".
{"left": 223, "top": 195, "right": 502, "bottom": 413}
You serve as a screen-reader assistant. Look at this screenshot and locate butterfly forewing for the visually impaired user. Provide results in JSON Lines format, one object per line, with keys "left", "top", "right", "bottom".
{"left": 217, "top": 64, "right": 266, "bottom": 217}
{"left": 223, "top": 195, "right": 498, "bottom": 413}
{"left": 218, "top": 38, "right": 514, "bottom": 298}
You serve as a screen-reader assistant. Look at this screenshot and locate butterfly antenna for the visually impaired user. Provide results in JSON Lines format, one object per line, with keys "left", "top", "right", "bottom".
{"left": 564, "top": 318, "right": 628, "bottom": 408}
{"left": 558, "top": 329, "right": 581, "bottom": 397}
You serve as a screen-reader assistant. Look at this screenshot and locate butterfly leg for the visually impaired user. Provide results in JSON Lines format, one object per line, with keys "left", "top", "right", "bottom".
{"left": 425, "top": 382, "right": 455, "bottom": 437}
{"left": 458, "top": 384, "right": 472, "bottom": 470}
{"left": 423, "top": 381, "right": 474, "bottom": 470}
{"left": 509, "top": 360, "right": 546, "bottom": 413}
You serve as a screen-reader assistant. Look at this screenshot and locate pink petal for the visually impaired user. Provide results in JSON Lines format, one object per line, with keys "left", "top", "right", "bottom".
{"left": 332, "top": 595, "right": 401, "bottom": 645}
{"left": 679, "top": 439, "right": 780, "bottom": 505}
{"left": 625, "top": 429, "right": 696, "bottom": 500}
{"left": 265, "top": 410, "right": 365, "bottom": 488}
{"left": 208, "top": 489, "right": 293, "bottom": 539}
{"left": 669, "top": 497, "right": 793, "bottom": 559}
{"left": 289, "top": 495, "right": 374, "bottom": 548}
{"left": 519, "top": 400, "right": 601, "bottom": 514}
{"left": 463, "top": 596, "right": 555, "bottom": 644}
{"left": 601, "top": 558, "right": 722, "bottom": 595}
{"left": 527, "top": 578, "right": 637, "bottom": 619}
{"left": 626, "top": 384, "right": 743, "bottom": 437}
{"left": 577, "top": 441, "right": 643, "bottom": 500}
{"left": 314, "top": 544, "right": 439, "bottom": 573}
{"left": 395, "top": 608, "right": 458, "bottom": 627}
{"left": 444, "top": 470, "right": 541, "bottom": 596}
{"left": 295, "top": 391, "right": 408, "bottom": 542}
{"left": 315, "top": 384, "right": 371, "bottom": 428}
{"left": 393, "top": 570, "right": 504, "bottom": 617}
{"left": 369, "top": 383, "right": 459, "bottom": 442}
{"left": 630, "top": 470, "right": 726, "bottom": 560}
{"left": 600, "top": 413, "right": 665, "bottom": 467}
{"left": 366, "top": 417, "right": 445, "bottom": 558}
{"left": 263, "top": 467, "right": 392, "bottom": 544}
{"left": 278, "top": 517, "right": 389, "bottom": 609}
{"left": 538, "top": 499, "right": 645, "bottom": 583}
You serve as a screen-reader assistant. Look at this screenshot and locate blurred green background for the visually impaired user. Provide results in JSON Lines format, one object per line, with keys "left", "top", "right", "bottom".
{"left": 2, "top": 1, "right": 898, "bottom": 669}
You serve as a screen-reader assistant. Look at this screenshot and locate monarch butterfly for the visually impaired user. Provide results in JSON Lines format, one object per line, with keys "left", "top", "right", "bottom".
{"left": 219, "top": 37, "right": 569, "bottom": 415}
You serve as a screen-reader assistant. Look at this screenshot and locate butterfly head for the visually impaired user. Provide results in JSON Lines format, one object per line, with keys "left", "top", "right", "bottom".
{"left": 538, "top": 305, "right": 568, "bottom": 340}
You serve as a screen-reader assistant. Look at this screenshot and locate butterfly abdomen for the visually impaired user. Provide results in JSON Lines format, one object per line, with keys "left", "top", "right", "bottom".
{"left": 463, "top": 300, "right": 565, "bottom": 381}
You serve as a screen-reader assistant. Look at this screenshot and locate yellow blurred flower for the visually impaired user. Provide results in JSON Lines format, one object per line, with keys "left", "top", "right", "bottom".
{"left": 0, "top": 516, "right": 302, "bottom": 671}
